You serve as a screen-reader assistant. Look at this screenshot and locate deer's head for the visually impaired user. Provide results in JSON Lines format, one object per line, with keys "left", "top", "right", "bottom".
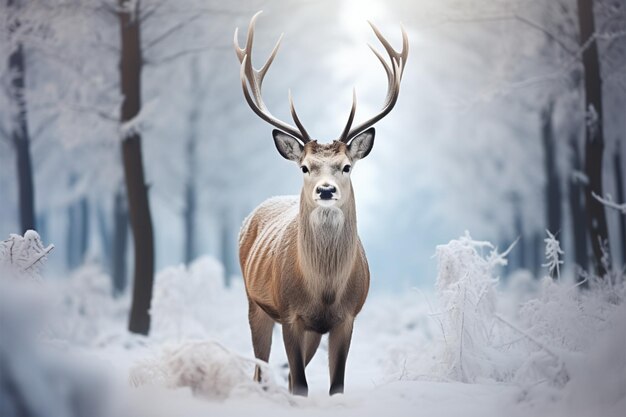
{"left": 234, "top": 12, "right": 408, "bottom": 209}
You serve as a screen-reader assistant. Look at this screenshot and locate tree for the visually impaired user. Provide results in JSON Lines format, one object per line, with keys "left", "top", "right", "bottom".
{"left": 614, "top": 147, "right": 626, "bottom": 265}
{"left": 577, "top": 0, "right": 610, "bottom": 277}
{"left": 541, "top": 99, "right": 562, "bottom": 239}
{"left": 118, "top": 0, "right": 154, "bottom": 335}
{"left": 182, "top": 58, "right": 203, "bottom": 265}
{"left": 112, "top": 187, "right": 129, "bottom": 294}
{"left": 6, "top": 0, "right": 35, "bottom": 234}
{"left": 568, "top": 135, "right": 589, "bottom": 272}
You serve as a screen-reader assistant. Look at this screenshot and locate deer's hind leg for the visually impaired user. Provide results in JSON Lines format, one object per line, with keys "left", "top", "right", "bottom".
{"left": 248, "top": 299, "right": 274, "bottom": 382}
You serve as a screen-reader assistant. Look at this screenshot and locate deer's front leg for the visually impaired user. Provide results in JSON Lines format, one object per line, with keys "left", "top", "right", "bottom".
{"left": 328, "top": 317, "right": 354, "bottom": 395}
{"left": 282, "top": 320, "right": 308, "bottom": 396}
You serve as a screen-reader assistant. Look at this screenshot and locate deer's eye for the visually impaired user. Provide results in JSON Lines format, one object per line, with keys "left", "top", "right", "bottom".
{"left": 343, "top": 165, "right": 351, "bottom": 173}
{"left": 301, "top": 166, "right": 309, "bottom": 174}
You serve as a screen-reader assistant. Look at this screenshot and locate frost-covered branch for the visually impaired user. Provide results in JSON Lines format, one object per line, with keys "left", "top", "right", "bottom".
{"left": 592, "top": 192, "right": 626, "bottom": 214}
{"left": 145, "top": 45, "right": 227, "bottom": 66}
{"left": 0, "top": 231, "right": 54, "bottom": 279}
{"left": 143, "top": 13, "right": 204, "bottom": 50}
{"left": 543, "top": 230, "right": 564, "bottom": 280}
{"left": 440, "top": 13, "right": 576, "bottom": 56}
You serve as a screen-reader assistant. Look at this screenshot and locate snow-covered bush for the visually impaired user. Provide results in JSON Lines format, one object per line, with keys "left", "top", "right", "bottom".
{"left": 0, "top": 232, "right": 111, "bottom": 417}
{"left": 129, "top": 340, "right": 277, "bottom": 401}
{"left": 0, "top": 230, "right": 54, "bottom": 279}
{"left": 426, "top": 231, "right": 625, "bottom": 412}
{"left": 150, "top": 256, "right": 226, "bottom": 340}
{"left": 49, "top": 264, "right": 129, "bottom": 345}
{"left": 433, "top": 231, "right": 511, "bottom": 382}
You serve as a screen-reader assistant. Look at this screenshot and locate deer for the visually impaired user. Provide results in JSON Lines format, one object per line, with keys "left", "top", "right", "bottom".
{"left": 234, "top": 12, "right": 408, "bottom": 396}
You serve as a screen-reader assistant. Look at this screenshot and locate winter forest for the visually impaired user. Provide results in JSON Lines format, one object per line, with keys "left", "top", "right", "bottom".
{"left": 1, "top": 0, "right": 625, "bottom": 416}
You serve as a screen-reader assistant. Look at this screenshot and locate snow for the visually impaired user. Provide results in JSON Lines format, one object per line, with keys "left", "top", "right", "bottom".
{"left": 1, "top": 231, "right": 624, "bottom": 417}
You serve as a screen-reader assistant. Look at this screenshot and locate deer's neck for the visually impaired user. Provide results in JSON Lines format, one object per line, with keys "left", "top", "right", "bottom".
{"left": 297, "top": 188, "right": 358, "bottom": 293}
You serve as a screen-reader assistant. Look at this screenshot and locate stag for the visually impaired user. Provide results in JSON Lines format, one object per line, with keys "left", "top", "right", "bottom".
{"left": 235, "top": 11, "right": 408, "bottom": 396}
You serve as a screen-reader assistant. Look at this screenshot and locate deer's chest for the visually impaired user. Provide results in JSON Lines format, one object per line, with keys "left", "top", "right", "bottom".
{"left": 294, "top": 287, "right": 350, "bottom": 334}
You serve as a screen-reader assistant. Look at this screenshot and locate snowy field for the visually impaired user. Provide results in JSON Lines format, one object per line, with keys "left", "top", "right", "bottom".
{"left": 1, "top": 231, "right": 625, "bottom": 417}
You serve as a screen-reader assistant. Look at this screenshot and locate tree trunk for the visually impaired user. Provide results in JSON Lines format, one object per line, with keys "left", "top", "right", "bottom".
{"left": 119, "top": 0, "right": 154, "bottom": 335}
{"left": 512, "top": 194, "right": 527, "bottom": 271}
{"left": 531, "top": 231, "right": 542, "bottom": 278}
{"left": 7, "top": 0, "right": 35, "bottom": 234}
{"left": 112, "top": 188, "right": 129, "bottom": 295}
{"left": 568, "top": 137, "right": 589, "bottom": 276}
{"left": 183, "top": 84, "right": 200, "bottom": 263}
{"left": 541, "top": 100, "right": 562, "bottom": 242}
{"left": 577, "top": 0, "right": 609, "bottom": 277}
{"left": 67, "top": 196, "right": 89, "bottom": 270}
{"left": 183, "top": 176, "right": 197, "bottom": 265}
{"left": 96, "top": 200, "right": 112, "bottom": 272}
{"left": 220, "top": 209, "right": 234, "bottom": 287}
{"left": 614, "top": 148, "right": 626, "bottom": 265}
{"left": 183, "top": 59, "right": 202, "bottom": 265}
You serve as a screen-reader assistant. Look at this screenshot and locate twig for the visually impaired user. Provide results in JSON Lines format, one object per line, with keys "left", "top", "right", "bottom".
{"left": 592, "top": 192, "right": 626, "bottom": 214}
{"left": 23, "top": 245, "right": 55, "bottom": 271}
{"left": 494, "top": 313, "right": 560, "bottom": 361}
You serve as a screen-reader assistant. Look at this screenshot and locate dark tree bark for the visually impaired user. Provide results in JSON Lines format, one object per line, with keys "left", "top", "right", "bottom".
{"left": 7, "top": 0, "right": 35, "bottom": 234}
{"left": 119, "top": 0, "right": 154, "bottom": 335}
{"left": 511, "top": 193, "right": 527, "bottom": 271}
{"left": 577, "top": 0, "right": 610, "bottom": 277}
{"left": 96, "top": 200, "right": 112, "bottom": 270}
{"left": 183, "top": 156, "right": 197, "bottom": 265}
{"left": 541, "top": 100, "right": 562, "bottom": 242}
{"left": 614, "top": 148, "right": 626, "bottom": 265}
{"left": 182, "top": 62, "right": 201, "bottom": 265}
{"left": 112, "top": 188, "right": 129, "bottom": 295}
{"left": 568, "top": 137, "right": 589, "bottom": 275}
{"left": 66, "top": 195, "right": 90, "bottom": 269}
{"left": 530, "top": 231, "right": 542, "bottom": 277}
{"left": 220, "top": 209, "right": 235, "bottom": 287}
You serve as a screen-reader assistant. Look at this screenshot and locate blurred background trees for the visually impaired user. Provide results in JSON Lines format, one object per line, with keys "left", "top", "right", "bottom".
{"left": 1, "top": 0, "right": 624, "bottom": 323}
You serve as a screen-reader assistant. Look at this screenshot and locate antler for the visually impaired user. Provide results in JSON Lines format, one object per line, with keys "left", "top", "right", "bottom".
{"left": 339, "top": 22, "right": 409, "bottom": 143}
{"left": 234, "top": 11, "right": 311, "bottom": 143}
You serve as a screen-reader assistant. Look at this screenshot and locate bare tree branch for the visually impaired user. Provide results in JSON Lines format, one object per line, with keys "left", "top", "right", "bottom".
{"left": 143, "top": 13, "right": 203, "bottom": 51}
{"left": 592, "top": 192, "right": 626, "bottom": 214}
{"left": 441, "top": 13, "right": 576, "bottom": 56}
{"left": 30, "top": 114, "right": 59, "bottom": 141}
{"left": 145, "top": 45, "right": 229, "bottom": 66}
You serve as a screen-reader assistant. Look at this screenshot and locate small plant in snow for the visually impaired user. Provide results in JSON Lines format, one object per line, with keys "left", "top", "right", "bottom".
{"left": 543, "top": 230, "right": 564, "bottom": 280}
{"left": 129, "top": 340, "right": 278, "bottom": 401}
{"left": 434, "top": 231, "right": 515, "bottom": 382}
{"left": 150, "top": 256, "right": 226, "bottom": 340}
{"left": 0, "top": 230, "right": 54, "bottom": 279}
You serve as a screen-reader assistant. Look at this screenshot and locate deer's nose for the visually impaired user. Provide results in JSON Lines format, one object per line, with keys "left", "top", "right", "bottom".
{"left": 316, "top": 184, "right": 337, "bottom": 200}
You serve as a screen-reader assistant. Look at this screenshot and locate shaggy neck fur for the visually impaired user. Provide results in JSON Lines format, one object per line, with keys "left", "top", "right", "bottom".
{"left": 297, "top": 187, "right": 358, "bottom": 297}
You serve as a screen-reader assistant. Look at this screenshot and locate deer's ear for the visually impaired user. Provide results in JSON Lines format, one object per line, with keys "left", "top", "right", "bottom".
{"left": 348, "top": 127, "right": 375, "bottom": 161}
{"left": 273, "top": 130, "right": 303, "bottom": 162}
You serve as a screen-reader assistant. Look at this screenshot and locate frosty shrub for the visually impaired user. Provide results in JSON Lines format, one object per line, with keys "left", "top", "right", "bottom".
{"left": 434, "top": 231, "right": 511, "bottom": 382}
{"left": 150, "top": 256, "right": 226, "bottom": 339}
{"left": 0, "top": 232, "right": 110, "bottom": 417}
{"left": 542, "top": 230, "right": 564, "bottom": 280}
{"left": 0, "top": 230, "right": 54, "bottom": 279}
{"left": 129, "top": 341, "right": 276, "bottom": 401}
{"left": 430, "top": 231, "right": 625, "bottom": 411}
{"left": 50, "top": 264, "right": 128, "bottom": 344}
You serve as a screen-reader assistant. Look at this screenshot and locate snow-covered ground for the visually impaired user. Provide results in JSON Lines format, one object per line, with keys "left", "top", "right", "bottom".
{"left": 1, "top": 232, "right": 624, "bottom": 417}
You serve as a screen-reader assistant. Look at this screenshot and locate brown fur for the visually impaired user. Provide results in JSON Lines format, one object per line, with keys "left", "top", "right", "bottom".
{"left": 239, "top": 143, "right": 370, "bottom": 396}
